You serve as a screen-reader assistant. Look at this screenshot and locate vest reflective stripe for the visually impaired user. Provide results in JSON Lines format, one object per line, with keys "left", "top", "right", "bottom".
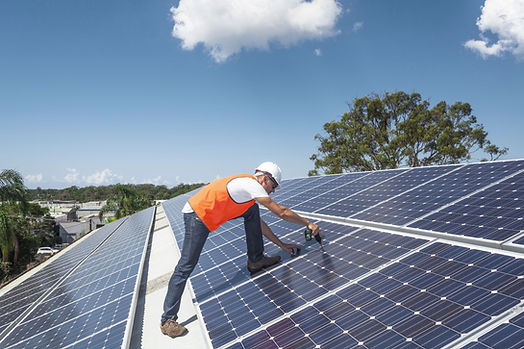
{"left": 188, "top": 174, "right": 257, "bottom": 232}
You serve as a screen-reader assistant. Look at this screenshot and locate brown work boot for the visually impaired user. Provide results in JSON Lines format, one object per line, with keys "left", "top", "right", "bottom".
{"left": 160, "top": 318, "right": 187, "bottom": 338}
{"left": 247, "top": 255, "right": 281, "bottom": 273}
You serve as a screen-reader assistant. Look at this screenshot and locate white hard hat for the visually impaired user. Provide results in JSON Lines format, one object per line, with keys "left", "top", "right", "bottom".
{"left": 255, "top": 162, "right": 282, "bottom": 189}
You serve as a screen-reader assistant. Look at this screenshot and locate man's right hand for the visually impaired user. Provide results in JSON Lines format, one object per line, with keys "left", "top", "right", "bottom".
{"left": 308, "top": 222, "right": 320, "bottom": 238}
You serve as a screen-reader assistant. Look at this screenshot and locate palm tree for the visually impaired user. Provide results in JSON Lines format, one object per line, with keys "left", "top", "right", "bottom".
{"left": 0, "top": 169, "right": 27, "bottom": 263}
{"left": 0, "top": 169, "right": 26, "bottom": 203}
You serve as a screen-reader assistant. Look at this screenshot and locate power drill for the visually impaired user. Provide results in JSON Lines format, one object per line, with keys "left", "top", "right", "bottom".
{"left": 305, "top": 227, "right": 322, "bottom": 245}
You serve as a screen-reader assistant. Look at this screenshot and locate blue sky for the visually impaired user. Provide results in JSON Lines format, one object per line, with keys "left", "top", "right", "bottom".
{"left": 1, "top": 0, "right": 523, "bottom": 189}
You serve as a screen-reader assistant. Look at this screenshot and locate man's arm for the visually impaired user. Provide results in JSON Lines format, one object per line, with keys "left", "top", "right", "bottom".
{"left": 256, "top": 196, "right": 320, "bottom": 236}
{"left": 260, "top": 218, "right": 299, "bottom": 255}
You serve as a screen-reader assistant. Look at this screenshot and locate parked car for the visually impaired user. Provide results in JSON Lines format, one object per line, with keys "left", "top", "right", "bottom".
{"left": 36, "top": 247, "right": 59, "bottom": 256}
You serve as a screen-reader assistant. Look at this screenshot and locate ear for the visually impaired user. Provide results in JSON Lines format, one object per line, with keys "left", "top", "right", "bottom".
{"left": 256, "top": 175, "right": 265, "bottom": 184}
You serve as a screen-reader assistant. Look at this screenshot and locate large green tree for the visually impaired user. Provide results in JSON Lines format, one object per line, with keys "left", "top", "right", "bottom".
{"left": 310, "top": 91, "right": 508, "bottom": 175}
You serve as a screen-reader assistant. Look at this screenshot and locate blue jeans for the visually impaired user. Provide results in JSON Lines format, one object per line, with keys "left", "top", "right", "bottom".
{"left": 161, "top": 204, "right": 264, "bottom": 323}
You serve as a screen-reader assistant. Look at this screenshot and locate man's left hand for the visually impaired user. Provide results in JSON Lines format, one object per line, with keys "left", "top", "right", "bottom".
{"left": 281, "top": 242, "right": 301, "bottom": 256}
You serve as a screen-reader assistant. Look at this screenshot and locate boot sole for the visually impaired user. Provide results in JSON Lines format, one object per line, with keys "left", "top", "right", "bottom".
{"left": 161, "top": 328, "right": 188, "bottom": 338}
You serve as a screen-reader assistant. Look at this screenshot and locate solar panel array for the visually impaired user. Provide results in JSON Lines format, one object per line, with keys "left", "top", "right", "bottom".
{"left": 0, "top": 207, "right": 155, "bottom": 349}
{"left": 162, "top": 159, "right": 524, "bottom": 349}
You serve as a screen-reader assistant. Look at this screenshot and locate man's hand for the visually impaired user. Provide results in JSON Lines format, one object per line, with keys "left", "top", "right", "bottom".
{"left": 281, "top": 242, "right": 301, "bottom": 256}
{"left": 308, "top": 222, "right": 320, "bottom": 238}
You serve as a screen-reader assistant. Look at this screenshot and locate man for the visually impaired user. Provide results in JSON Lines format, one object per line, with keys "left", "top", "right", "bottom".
{"left": 160, "top": 162, "right": 321, "bottom": 338}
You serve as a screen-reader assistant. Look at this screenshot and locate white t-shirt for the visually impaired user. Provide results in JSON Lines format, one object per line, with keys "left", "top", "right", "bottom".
{"left": 181, "top": 176, "right": 269, "bottom": 213}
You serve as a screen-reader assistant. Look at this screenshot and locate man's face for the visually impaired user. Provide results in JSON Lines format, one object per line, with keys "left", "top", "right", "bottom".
{"left": 260, "top": 175, "right": 277, "bottom": 195}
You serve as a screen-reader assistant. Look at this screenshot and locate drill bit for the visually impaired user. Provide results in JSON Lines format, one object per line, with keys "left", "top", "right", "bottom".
{"left": 315, "top": 234, "right": 324, "bottom": 251}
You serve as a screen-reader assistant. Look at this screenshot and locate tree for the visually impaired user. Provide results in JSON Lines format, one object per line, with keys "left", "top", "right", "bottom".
{"left": 99, "top": 184, "right": 152, "bottom": 221}
{"left": 0, "top": 169, "right": 27, "bottom": 263}
{"left": 309, "top": 91, "right": 508, "bottom": 175}
{"left": 0, "top": 169, "right": 27, "bottom": 205}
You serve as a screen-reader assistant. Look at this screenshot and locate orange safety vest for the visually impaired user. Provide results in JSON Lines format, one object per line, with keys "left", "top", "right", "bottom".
{"left": 188, "top": 174, "right": 257, "bottom": 232}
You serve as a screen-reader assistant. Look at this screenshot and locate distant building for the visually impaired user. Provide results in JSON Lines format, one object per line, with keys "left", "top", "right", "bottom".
{"left": 67, "top": 207, "right": 78, "bottom": 222}
{"left": 37, "top": 200, "right": 108, "bottom": 243}
{"left": 37, "top": 200, "right": 76, "bottom": 209}
{"left": 59, "top": 216, "right": 102, "bottom": 243}
{"left": 77, "top": 206, "right": 103, "bottom": 219}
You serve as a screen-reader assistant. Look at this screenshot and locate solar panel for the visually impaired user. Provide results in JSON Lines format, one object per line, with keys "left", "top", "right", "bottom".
{"left": 354, "top": 161, "right": 524, "bottom": 226}
{"left": 306, "top": 168, "right": 410, "bottom": 216}
{"left": 460, "top": 311, "right": 524, "bottom": 349}
{"left": 278, "top": 173, "right": 351, "bottom": 208}
{"left": 324, "top": 164, "right": 461, "bottom": 221}
{"left": 232, "top": 242, "right": 522, "bottom": 349}
{"left": 271, "top": 176, "right": 329, "bottom": 203}
{"left": 160, "top": 159, "right": 524, "bottom": 349}
{"left": 0, "top": 217, "right": 126, "bottom": 338}
{"left": 0, "top": 207, "right": 155, "bottom": 349}
{"left": 408, "top": 170, "right": 524, "bottom": 242}
{"left": 161, "top": 206, "right": 430, "bottom": 347}
{"left": 5, "top": 159, "right": 520, "bottom": 348}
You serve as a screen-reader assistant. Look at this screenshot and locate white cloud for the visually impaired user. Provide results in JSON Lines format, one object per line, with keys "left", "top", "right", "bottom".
{"left": 82, "top": 169, "right": 123, "bottom": 185}
{"left": 64, "top": 168, "right": 79, "bottom": 183}
{"left": 352, "top": 21, "right": 363, "bottom": 32}
{"left": 145, "top": 176, "right": 163, "bottom": 185}
{"left": 171, "top": 0, "right": 343, "bottom": 62}
{"left": 465, "top": 0, "right": 524, "bottom": 59}
{"left": 25, "top": 173, "right": 43, "bottom": 183}
{"left": 314, "top": 48, "right": 322, "bottom": 56}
